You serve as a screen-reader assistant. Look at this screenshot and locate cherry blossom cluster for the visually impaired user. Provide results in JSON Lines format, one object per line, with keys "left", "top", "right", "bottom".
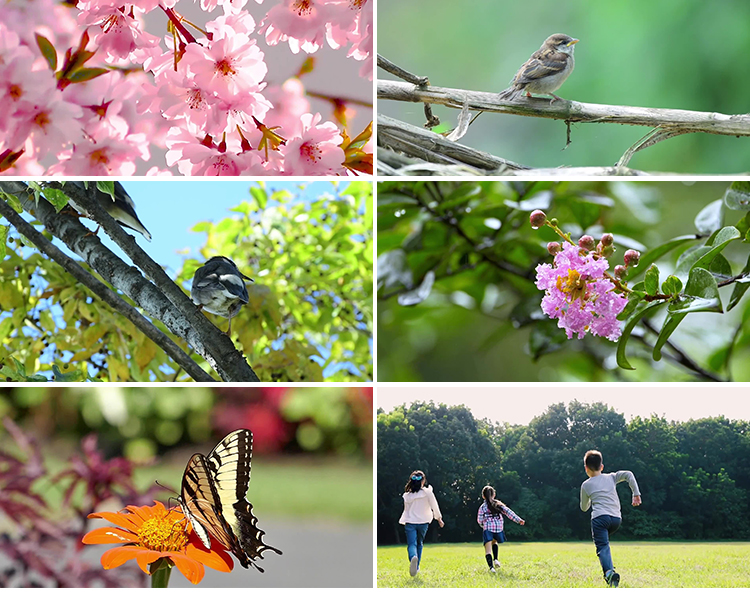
{"left": 0, "top": 0, "right": 372, "bottom": 175}
{"left": 530, "top": 210, "right": 639, "bottom": 342}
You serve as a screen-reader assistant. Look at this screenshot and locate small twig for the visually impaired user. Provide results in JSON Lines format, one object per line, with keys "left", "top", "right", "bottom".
{"left": 377, "top": 54, "right": 429, "bottom": 86}
{"left": 306, "top": 90, "right": 372, "bottom": 108}
{"left": 424, "top": 103, "right": 440, "bottom": 128}
{"left": 563, "top": 120, "right": 572, "bottom": 150}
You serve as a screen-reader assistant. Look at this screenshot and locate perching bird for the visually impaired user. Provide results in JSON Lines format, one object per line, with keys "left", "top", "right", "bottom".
{"left": 69, "top": 181, "right": 152, "bottom": 241}
{"left": 498, "top": 34, "right": 579, "bottom": 104}
{"left": 190, "top": 256, "right": 254, "bottom": 335}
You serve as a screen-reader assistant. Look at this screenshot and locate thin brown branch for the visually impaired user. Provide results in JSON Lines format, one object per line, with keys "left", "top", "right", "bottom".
{"left": 378, "top": 79, "right": 750, "bottom": 138}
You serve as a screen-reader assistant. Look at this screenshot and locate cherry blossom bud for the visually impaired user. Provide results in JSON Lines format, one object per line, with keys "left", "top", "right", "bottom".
{"left": 529, "top": 210, "right": 547, "bottom": 229}
{"left": 614, "top": 265, "right": 627, "bottom": 279}
{"left": 624, "top": 249, "right": 641, "bottom": 267}
{"left": 600, "top": 233, "right": 614, "bottom": 247}
{"left": 547, "top": 242, "right": 562, "bottom": 255}
{"left": 578, "top": 235, "right": 596, "bottom": 251}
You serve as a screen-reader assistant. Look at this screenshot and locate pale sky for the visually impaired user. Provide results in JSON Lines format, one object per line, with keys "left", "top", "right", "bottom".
{"left": 376, "top": 385, "right": 750, "bottom": 425}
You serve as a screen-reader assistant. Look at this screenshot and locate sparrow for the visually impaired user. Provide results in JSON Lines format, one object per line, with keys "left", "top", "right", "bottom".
{"left": 69, "top": 181, "right": 152, "bottom": 241}
{"left": 190, "top": 256, "right": 254, "bottom": 335}
{"left": 498, "top": 34, "right": 579, "bottom": 104}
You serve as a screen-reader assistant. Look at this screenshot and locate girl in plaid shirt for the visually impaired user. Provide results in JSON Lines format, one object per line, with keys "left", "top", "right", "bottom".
{"left": 477, "top": 485, "right": 525, "bottom": 573}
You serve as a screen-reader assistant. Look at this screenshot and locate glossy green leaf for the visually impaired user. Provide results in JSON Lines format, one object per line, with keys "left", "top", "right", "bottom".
{"left": 652, "top": 312, "right": 686, "bottom": 361}
{"left": 41, "top": 187, "right": 70, "bottom": 212}
{"left": 437, "top": 184, "right": 481, "bottom": 213}
{"left": 694, "top": 199, "right": 723, "bottom": 234}
{"left": 668, "top": 268, "right": 722, "bottom": 315}
{"left": 625, "top": 235, "right": 698, "bottom": 281}
{"left": 675, "top": 226, "right": 740, "bottom": 281}
{"left": 728, "top": 252, "right": 750, "bottom": 311}
{"left": 95, "top": 181, "right": 115, "bottom": 200}
{"left": 644, "top": 264, "right": 660, "bottom": 295}
{"left": 616, "top": 302, "right": 664, "bottom": 370}
{"left": 250, "top": 186, "right": 267, "bottom": 209}
{"left": 617, "top": 293, "right": 644, "bottom": 321}
{"left": 661, "top": 275, "right": 682, "bottom": 295}
{"left": 0, "top": 225, "right": 7, "bottom": 260}
{"left": 398, "top": 271, "right": 435, "bottom": 306}
{"left": 723, "top": 181, "right": 750, "bottom": 211}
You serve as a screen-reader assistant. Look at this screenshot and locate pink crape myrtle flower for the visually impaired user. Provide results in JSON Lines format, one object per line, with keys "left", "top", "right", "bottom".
{"left": 535, "top": 242, "right": 628, "bottom": 341}
{"left": 282, "top": 112, "right": 344, "bottom": 175}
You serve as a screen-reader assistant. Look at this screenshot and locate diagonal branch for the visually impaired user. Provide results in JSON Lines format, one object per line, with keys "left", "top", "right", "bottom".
{"left": 0, "top": 190, "right": 214, "bottom": 382}
{"left": 0, "top": 182, "right": 260, "bottom": 382}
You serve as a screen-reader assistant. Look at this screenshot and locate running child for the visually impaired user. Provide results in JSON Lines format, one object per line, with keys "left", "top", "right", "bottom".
{"left": 580, "top": 450, "right": 641, "bottom": 588}
{"left": 399, "top": 470, "right": 445, "bottom": 577}
{"left": 477, "top": 485, "right": 525, "bottom": 573}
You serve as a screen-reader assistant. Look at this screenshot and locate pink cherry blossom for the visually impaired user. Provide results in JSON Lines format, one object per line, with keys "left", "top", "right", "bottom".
{"left": 261, "top": 0, "right": 330, "bottom": 53}
{"left": 282, "top": 111, "right": 344, "bottom": 174}
{"left": 535, "top": 242, "right": 628, "bottom": 341}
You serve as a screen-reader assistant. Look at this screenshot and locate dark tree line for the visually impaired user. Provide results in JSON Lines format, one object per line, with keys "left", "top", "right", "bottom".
{"left": 377, "top": 401, "right": 750, "bottom": 544}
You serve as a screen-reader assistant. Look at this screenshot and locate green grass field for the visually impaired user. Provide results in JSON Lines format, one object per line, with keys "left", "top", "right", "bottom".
{"left": 378, "top": 542, "right": 750, "bottom": 587}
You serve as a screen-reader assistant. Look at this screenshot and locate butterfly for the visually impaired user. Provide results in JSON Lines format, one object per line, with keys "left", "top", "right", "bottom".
{"left": 179, "top": 429, "right": 282, "bottom": 571}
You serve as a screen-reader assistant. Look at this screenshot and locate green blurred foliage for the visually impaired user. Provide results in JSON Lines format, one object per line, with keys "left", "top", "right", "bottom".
{"left": 378, "top": 180, "right": 750, "bottom": 381}
{"left": 0, "top": 387, "right": 373, "bottom": 461}
{"left": 378, "top": 0, "right": 750, "bottom": 173}
{"left": 0, "top": 182, "right": 373, "bottom": 382}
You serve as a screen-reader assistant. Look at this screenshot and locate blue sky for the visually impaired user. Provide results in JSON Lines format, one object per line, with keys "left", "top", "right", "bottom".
{"left": 87, "top": 180, "right": 341, "bottom": 275}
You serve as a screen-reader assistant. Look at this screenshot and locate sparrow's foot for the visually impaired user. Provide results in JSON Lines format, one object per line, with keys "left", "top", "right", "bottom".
{"left": 549, "top": 93, "right": 564, "bottom": 104}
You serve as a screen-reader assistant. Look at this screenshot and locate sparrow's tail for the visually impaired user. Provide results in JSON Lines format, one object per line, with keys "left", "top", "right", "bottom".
{"left": 498, "top": 86, "right": 521, "bottom": 101}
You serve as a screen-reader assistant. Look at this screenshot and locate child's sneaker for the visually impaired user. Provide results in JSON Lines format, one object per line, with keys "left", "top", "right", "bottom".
{"left": 409, "top": 555, "right": 419, "bottom": 577}
{"left": 605, "top": 570, "right": 620, "bottom": 588}
{"left": 489, "top": 567, "right": 497, "bottom": 574}
{"left": 493, "top": 559, "right": 500, "bottom": 568}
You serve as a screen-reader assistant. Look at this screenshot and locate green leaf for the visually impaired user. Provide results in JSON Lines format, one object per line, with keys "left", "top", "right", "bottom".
{"left": 668, "top": 267, "right": 723, "bottom": 315}
{"left": 624, "top": 235, "right": 698, "bottom": 281}
{"left": 661, "top": 275, "right": 682, "bottom": 295}
{"left": 398, "top": 271, "right": 435, "bottom": 306}
{"left": 68, "top": 67, "right": 109, "bottom": 84}
{"left": 728, "top": 252, "right": 750, "bottom": 311}
{"left": 437, "top": 184, "right": 481, "bottom": 213}
{"left": 96, "top": 181, "right": 115, "bottom": 200}
{"left": 616, "top": 293, "right": 644, "bottom": 321}
{"left": 250, "top": 186, "right": 267, "bottom": 209}
{"left": 644, "top": 265, "right": 660, "bottom": 295}
{"left": 51, "top": 364, "right": 84, "bottom": 382}
{"left": 723, "top": 181, "right": 750, "bottom": 211}
{"left": 617, "top": 301, "right": 664, "bottom": 370}
{"left": 41, "top": 187, "right": 71, "bottom": 212}
{"left": 674, "top": 226, "right": 740, "bottom": 281}
{"left": 652, "top": 313, "right": 686, "bottom": 361}
{"left": 0, "top": 225, "right": 7, "bottom": 260}
{"left": 694, "top": 199, "right": 723, "bottom": 234}
{"left": 35, "top": 34, "right": 57, "bottom": 71}
{"left": 504, "top": 191, "right": 552, "bottom": 212}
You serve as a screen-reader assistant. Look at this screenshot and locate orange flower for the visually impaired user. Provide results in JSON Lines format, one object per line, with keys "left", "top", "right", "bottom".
{"left": 82, "top": 501, "right": 233, "bottom": 585}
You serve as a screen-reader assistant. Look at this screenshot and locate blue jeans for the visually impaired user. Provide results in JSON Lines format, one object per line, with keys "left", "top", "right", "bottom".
{"left": 404, "top": 523, "right": 429, "bottom": 565}
{"left": 591, "top": 515, "right": 621, "bottom": 577}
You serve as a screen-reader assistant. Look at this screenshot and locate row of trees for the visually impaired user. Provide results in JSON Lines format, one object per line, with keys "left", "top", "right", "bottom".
{"left": 377, "top": 401, "right": 750, "bottom": 543}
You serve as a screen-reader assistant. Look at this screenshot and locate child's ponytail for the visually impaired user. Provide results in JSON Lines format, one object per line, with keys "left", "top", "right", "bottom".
{"left": 482, "top": 485, "right": 506, "bottom": 514}
{"left": 405, "top": 470, "right": 427, "bottom": 493}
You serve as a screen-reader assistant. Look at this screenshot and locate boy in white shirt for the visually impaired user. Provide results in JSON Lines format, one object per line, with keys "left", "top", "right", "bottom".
{"left": 580, "top": 450, "right": 641, "bottom": 588}
{"left": 399, "top": 470, "right": 445, "bottom": 577}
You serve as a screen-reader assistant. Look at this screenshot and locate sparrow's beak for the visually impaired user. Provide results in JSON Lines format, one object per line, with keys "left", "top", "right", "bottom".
{"left": 568, "top": 39, "right": 579, "bottom": 46}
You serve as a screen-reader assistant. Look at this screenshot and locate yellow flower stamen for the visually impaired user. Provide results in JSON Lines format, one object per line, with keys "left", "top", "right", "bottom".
{"left": 137, "top": 516, "right": 189, "bottom": 552}
{"left": 556, "top": 268, "right": 587, "bottom": 302}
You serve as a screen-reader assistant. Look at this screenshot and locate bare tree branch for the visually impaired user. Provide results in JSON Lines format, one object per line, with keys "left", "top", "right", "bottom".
{"left": 378, "top": 79, "right": 750, "bottom": 138}
{"left": 378, "top": 115, "right": 649, "bottom": 176}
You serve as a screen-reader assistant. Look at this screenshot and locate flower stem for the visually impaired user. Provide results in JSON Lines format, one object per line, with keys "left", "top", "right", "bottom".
{"left": 149, "top": 558, "right": 173, "bottom": 588}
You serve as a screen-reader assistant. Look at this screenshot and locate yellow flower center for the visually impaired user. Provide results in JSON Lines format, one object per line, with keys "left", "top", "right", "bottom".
{"left": 556, "top": 268, "right": 587, "bottom": 302}
{"left": 137, "top": 516, "right": 189, "bottom": 552}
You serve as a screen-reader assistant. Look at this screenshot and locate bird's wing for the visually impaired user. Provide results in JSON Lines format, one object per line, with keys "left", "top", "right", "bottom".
{"left": 512, "top": 50, "right": 568, "bottom": 86}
